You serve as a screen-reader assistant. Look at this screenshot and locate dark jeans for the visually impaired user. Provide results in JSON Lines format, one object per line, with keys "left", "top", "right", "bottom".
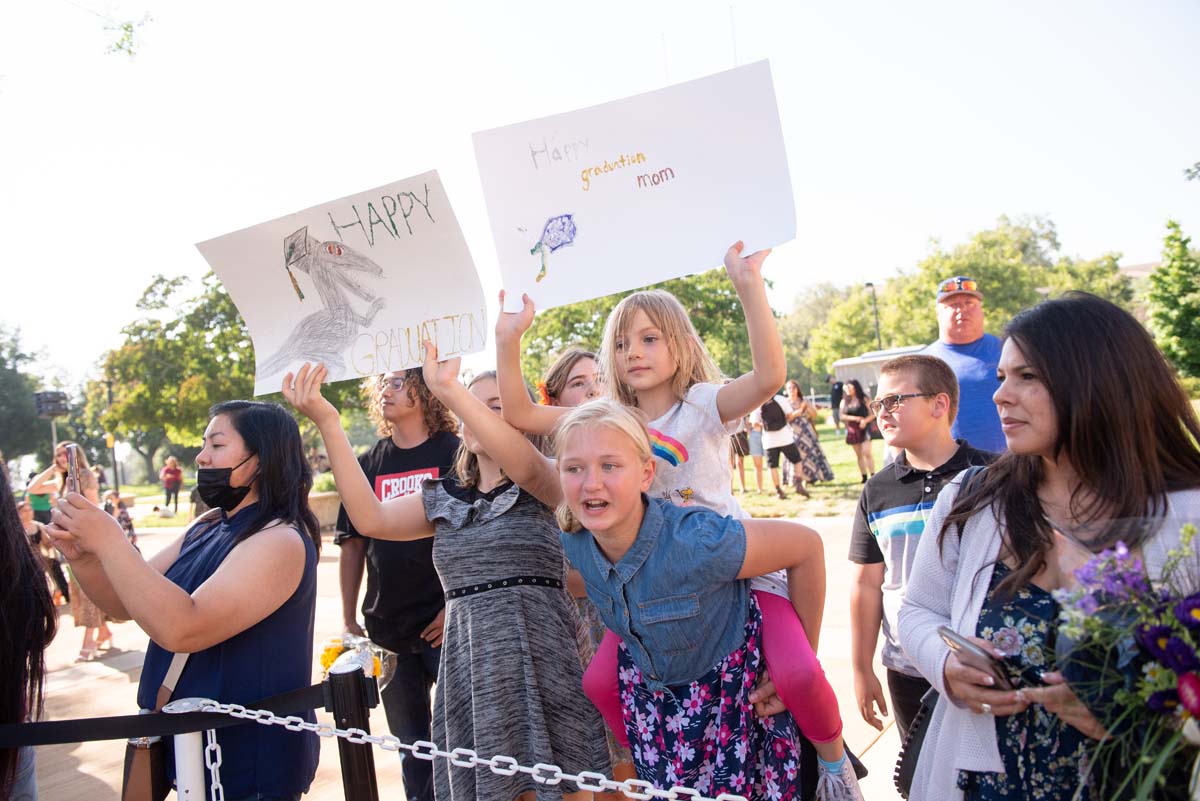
{"left": 382, "top": 640, "right": 441, "bottom": 801}
{"left": 887, "top": 668, "right": 932, "bottom": 740}
{"left": 33, "top": 508, "right": 52, "bottom": 525}
{"left": 164, "top": 485, "right": 180, "bottom": 512}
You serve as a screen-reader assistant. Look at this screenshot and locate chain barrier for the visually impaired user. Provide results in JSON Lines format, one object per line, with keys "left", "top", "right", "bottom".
{"left": 193, "top": 698, "right": 748, "bottom": 801}
{"left": 204, "top": 728, "right": 226, "bottom": 801}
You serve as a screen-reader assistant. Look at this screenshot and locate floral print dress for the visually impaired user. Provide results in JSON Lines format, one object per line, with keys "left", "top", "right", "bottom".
{"left": 957, "top": 562, "right": 1093, "bottom": 800}
{"left": 616, "top": 595, "right": 813, "bottom": 800}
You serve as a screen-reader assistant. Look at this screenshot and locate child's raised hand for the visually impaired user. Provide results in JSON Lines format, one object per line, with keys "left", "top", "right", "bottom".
{"left": 494, "top": 290, "right": 536, "bottom": 343}
{"left": 282, "top": 363, "right": 339, "bottom": 427}
{"left": 421, "top": 339, "right": 462, "bottom": 397}
{"left": 724, "top": 240, "right": 772, "bottom": 286}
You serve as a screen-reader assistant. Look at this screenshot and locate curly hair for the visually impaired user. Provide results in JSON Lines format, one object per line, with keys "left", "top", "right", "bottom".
{"left": 362, "top": 368, "right": 457, "bottom": 439}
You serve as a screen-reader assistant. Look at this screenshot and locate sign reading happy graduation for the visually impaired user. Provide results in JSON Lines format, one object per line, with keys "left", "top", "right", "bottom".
{"left": 196, "top": 171, "right": 485, "bottom": 396}
{"left": 473, "top": 60, "right": 796, "bottom": 313}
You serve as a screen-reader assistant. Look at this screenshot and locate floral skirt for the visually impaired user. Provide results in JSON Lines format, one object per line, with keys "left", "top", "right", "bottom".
{"left": 617, "top": 596, "right": 811, "bottom": 800}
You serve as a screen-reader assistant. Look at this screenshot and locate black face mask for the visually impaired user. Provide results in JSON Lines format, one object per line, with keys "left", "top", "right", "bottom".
{"left": 197, "top": 455, "right": 255, "bottom": 512}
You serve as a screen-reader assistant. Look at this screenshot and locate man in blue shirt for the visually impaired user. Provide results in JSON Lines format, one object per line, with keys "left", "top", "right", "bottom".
{"left": 923, "top": 276, "right": 1006, "bottom": 453}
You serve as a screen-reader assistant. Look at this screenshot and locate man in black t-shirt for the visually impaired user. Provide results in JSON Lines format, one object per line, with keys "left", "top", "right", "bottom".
{"left": 336, "top": 368, "right": 459, "bottom": 801}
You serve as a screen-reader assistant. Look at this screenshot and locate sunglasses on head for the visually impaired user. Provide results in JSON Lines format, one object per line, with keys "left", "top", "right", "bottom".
{"left": 939, "top": 278, "right": 978, "bottom": 294}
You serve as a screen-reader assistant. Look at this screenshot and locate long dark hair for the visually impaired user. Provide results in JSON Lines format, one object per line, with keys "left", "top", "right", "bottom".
{"left": 0, "top": 461, "right": 56, "bottom": 795}
{"left": 942, "top": 292, "right": 1200, "bottom": 597}
{"left": 840, "top": 379, "right": 867, "bottom": 412}
{"left": 208, "top": 401, "right": 321, "bottom": 552}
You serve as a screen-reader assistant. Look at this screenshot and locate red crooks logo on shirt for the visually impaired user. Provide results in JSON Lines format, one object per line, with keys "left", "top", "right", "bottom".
{"left": 375, "top": 468, "right": 440, "bottom": 502}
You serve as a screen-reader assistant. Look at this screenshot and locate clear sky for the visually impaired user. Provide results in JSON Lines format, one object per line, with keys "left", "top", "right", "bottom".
{"left": 2, "top": 0, "right": 1197, "bottom": 387}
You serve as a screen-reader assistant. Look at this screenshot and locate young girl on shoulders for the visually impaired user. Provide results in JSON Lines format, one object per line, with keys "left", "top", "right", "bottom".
{"left": 555, "top": 400, "right": 862, "bottom": 800}
{"left": 495, "top": 243, "right": 851, "bottom": 783}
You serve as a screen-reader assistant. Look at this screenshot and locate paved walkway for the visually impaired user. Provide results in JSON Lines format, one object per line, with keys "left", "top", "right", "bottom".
{"left": 34, "top": 517, "right": 901, "bottom": 800}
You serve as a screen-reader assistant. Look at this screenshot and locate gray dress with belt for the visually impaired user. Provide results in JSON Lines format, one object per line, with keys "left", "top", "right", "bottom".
{"left": 423, "top": 478, "right": 609, "bottom": 801}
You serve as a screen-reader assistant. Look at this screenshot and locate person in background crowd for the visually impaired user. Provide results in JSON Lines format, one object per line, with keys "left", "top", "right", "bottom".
{"left": 20, "top": 499, "right": 70, "bottom": 606}
{"left": 307, "top": 446, "right": 330, "bottom": 474}
{"left": 898, "top": 293, "right": 1200, "bottom": 800}
{"left": 336, "top": 367, "right": 459, "bottom": 801}
{"left": 730, "top": 414, "right": 751, "bottom": 494}
{"left": 1, "top": 462, "right": 57, "bottom": 801}
{"left": 785, "top": 380, "right": 834, "bottom": 491}
{"left": 746, "top": 413, "right": 767, "bottom": 493}
{"left": 159, "top": 456, "right": 183, "bottom": 514}
{"left": 92, "top": 465, "right": 108, "bottom": 493}
{"left": 829, "top": 375, "right": 844, "bottom": 433}
{"left": 839, "top": 380, "right": 876, "bottom": 483}
{"left": 25, "top": 471, "right": 54, "bottom": 526}
{"left": 104, "top": 490, "right": 137, "bottom": 549}
{"left": 189, "top": 485, "right": 211, "bottom": 520}
{"left": 28, "top": 442, "right": 110, "bottom": 661}
{"left": 923, "top": 276, "right": 1006, "bottom": 454}
{"left": 49, "top": 400, "right": 322, "bottom": 801}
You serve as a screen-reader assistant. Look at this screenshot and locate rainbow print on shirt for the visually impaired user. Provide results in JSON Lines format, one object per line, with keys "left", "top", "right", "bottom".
{"left": 648, "top": 428, "right": 688, "bottom": 467}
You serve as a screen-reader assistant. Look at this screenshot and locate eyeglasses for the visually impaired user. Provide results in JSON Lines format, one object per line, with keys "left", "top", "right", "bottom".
{"left": 868, "top": 393, "right": 937, "bottom": 415}
{"left": 938, "top": 278, "right": 977, "bottom": 294}
{"left": 379, "top": 370, "right": 419, "bottom": 391}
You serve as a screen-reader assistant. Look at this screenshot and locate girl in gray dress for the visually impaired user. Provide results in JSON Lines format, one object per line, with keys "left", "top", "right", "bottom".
{"left": 285, "top": 352, "right": 607, "bottom": 801}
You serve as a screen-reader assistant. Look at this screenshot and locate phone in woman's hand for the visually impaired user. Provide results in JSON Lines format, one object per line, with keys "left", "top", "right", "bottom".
{"left": 938, "top": 625, "right": 1016, "bottom": 690}
{"left": 65, "top": 444, "right": 83, "bottom": 494}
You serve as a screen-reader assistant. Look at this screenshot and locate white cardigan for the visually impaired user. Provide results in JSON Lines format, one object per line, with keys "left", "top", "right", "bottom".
{"left": 896, "top": 473, "right": 1200, "bottom": 801}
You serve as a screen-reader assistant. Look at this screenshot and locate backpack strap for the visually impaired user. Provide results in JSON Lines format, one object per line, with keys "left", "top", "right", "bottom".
{"left": 955, "top": 465, "right": 987, "bottom": 539}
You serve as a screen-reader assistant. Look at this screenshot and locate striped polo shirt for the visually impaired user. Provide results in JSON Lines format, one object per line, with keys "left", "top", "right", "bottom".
{"left": 849, "top": 440, "right": 994, "bottom": 675}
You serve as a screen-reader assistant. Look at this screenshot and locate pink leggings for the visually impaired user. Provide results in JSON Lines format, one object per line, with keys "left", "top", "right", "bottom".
{"left": 582, "top": 590, "right": 842, "bottom": 747}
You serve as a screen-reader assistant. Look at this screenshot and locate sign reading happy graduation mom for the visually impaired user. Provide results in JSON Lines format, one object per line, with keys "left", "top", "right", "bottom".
{"left": 473, "top": 60, "right": 795, "bottom": 313}
{"left": 196, "top": 171, "right": 485, "bottom": 396}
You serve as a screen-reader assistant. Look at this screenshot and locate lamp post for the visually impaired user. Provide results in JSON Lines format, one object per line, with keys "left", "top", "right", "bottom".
{"left": 865, "top": 282, "right": 882, "bottom": 350}
{"left": 104, "top": 380, "right": 120, "bottom": 496}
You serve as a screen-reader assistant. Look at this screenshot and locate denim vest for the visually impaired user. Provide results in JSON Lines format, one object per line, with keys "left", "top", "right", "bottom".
{"left": 561, "top": 496, "right": 748, "bottom": 691}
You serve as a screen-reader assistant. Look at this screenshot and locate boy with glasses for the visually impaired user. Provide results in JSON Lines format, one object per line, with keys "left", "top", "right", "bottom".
{"left": 848, "top": 355, "right": 994, "bottom": 740}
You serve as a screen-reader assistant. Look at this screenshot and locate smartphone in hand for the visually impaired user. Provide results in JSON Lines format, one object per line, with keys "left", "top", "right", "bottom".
{"left": 938, "top": 625, "right": 1016, "bottom": 690}
{"left": 65, "top": 444, "right": 83, "bottom": 494}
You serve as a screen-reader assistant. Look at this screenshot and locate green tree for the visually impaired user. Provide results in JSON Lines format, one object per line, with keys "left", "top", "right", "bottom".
{"left": 1148, "top": 220, "right": 1200, "bottom": 378}
{"left": 0, "top": 327, "right": 52, "bottom": 461}
{"left": 805, "top": 288, "right": 879, "bottom": 379}
{"left": 93, "top": 272, "right": 377, "bottom": 474}
{"left": 779, "top": 283, "right": 852, "bottom": 388}
{"left": 806, "top": 216, "right": 1136, "bottom": 372}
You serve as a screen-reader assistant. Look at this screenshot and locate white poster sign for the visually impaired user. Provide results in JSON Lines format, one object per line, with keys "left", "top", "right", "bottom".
{"left": 197, "top": 171, "right": 486, "bottom": 395}
{"left": 473, "top": 60, "right": 795, "bottom": 312}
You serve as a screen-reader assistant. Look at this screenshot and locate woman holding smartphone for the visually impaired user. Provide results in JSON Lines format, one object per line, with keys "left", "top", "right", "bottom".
{"left": 897, "top": 293, "right": 1200, "bottom": 801}
{"left": 28, "top": 441, "right": 111, "bottom": 661}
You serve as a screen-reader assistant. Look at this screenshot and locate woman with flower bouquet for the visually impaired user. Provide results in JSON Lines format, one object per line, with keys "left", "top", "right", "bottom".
{"left": 897, "top": 292, "right": 1200, "bottom": 801}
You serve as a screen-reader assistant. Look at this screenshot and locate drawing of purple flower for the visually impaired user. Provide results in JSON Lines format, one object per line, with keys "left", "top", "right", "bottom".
{"left": 1174, "top": 594, "right": 1200, "bottom": 630}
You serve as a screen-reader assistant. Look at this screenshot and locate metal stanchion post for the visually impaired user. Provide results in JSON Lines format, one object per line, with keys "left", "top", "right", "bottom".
{"left": 325, "top": 663, "right": 380, "bottom": 801}
{"left": 173, "top": 730, "right": 206, "bottom": 800}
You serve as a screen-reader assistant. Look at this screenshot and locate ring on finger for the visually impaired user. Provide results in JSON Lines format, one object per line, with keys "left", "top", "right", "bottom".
{"left": 980, "top": 702, "right": 993, "bottom": 715}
